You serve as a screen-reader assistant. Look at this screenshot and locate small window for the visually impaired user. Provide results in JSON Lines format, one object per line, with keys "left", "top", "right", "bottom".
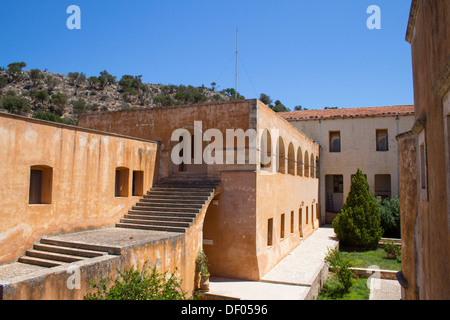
{"left": 376, "top": 129, "right": 389, "bottom": 151}
{"left": 115, "top": 167, "right": 129, "bottom": 197}
{"left": 299, "top": 208, "right": 303, "bottom": 231}
{"left": 267, "top": 218, "right": 273, "bottom": 246}
{"left": 329, "top": 131, "right": 341, "bottom": 152}
{"left": 306, "top": 206, "right": 309, "bottom": 224}
{"left": 280, "top": 214, "right": 285, "bottom": 239}
{"left": 29, "top": 166, "right": 52, "bottom": 204}
{"left": 132, "top": 171, "right": 144, "bottom": 196}
{"left": 290, "top": 211, "right": 294, "bottom": 234}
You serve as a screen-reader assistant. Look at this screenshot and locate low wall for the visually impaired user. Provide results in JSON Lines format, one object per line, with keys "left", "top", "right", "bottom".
{"left": 0, "top": 232, "right": 188, "bottom": 300}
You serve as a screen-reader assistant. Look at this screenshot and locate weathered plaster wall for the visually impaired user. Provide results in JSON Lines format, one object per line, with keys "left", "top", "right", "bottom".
{"left": 406, "top": 0, "right": 450, "bottom": 300}
{"left": 0, "top": 113, "right": 157, "bottom": 264}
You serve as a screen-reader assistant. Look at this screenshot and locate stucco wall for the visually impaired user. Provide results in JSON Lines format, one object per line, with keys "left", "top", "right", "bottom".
{"left": 289, "top": 115, "right": 415, "bottom": 221}
{"left": 0, "top": 113, "right": 157, "bottom": 264}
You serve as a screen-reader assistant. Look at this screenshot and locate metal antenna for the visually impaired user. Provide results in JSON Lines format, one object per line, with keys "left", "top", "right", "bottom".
{"left": 235, "top": 28, "right": 238, "bottom": 99}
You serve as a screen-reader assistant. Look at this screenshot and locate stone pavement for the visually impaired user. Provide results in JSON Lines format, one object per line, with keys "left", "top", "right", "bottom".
{"left": 206, "top": 225, "right": 401, "bottom": 300}
{"left": 206, "top": 225, "right": 338, "bottom": 300}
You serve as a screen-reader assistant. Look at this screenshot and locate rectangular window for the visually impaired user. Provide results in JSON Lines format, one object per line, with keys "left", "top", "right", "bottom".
{"left": 376, "top": 129, "right": 389, "bottom": 151}
{"left": 299, "top": 208, "right": 303, "bottom": 231}
{"left": 329, "top": 131, "right": 341, "bottom": 152}
{"left": 267, "top": 218, "right": 273, "bottom": 246}
{"left": 306, "top": 206, "right": 309, "bottom": 224}
{"left": 132, "top": 171, "right": 144, "bottom": 196}
{"left": 29, "top": 166, "right": 52, "bottom": 204}
{"left": 290, "top": 211, "right": 294, "bottom": 233}
{"left": 115, "top": 167, "right": 129, "bottom": 197}
{"left": 280, "top": 214, "right": 285, "bottom": 239}
{"left": 375, "top": 174, "right": 391, "bottom": 200}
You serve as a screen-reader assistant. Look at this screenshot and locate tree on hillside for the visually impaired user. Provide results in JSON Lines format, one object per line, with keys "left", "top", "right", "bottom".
{"left": 259, "top": 93, "right": 273, "bottom": 106}
{"left": 7, "top": 62, "right": 26, "bottom": 80}
{"left": 332, "top": 168, "right": 383, "bottom": 250}
{"left": 271, "top": 100, "right": 289, "bottom": 112}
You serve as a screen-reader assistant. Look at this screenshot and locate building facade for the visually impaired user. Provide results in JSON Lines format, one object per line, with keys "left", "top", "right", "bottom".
{"left": 281, "top": 106, "right": 415, "bottom": 223}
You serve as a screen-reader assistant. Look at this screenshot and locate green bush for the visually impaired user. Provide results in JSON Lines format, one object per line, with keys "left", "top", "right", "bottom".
{"left": 332, "top": 169, "right": 383, "bottom": 250}
{"left": 376, "top": 196, "right": 401, "bottom": 238}
{"left": 32, "top": 110, "right": 63, "bottom": 123}
{"left": 85, "top": 263, "right": 187, "bottom": 300}
{"left": 324, "top": 247, "right": 356, "bottom": 292}
{"left": 2, "top": 90, "right": 30, "bottom": 114}
{"left": 72, "top": 99, "right": 87, "bottom": 115}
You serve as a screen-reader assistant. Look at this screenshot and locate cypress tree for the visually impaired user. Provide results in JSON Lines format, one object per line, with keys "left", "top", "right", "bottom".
{"left": 332, "top": 168, "right": 383, "bottom": 250}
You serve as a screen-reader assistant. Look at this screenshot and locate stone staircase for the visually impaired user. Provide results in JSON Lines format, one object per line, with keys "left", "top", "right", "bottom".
{"left": 16, "top": 178, "right": 220, "bottom": 268}
{"left": 116, "top": 178, "right": 220, "bottom": 233}
{"left": 18, "top": 238, "right": 109, "bottom": 268}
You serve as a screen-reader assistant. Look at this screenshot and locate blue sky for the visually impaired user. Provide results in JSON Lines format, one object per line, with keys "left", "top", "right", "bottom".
{"left": 0, "top": 0, "right": 414, "bottom": 110}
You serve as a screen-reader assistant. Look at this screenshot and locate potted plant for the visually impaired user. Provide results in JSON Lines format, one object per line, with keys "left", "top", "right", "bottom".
{"left": 195, "top": 251, "right": 210, "bottom": 292}
{"left": 383, "top": 240, "right": 401, "bottom": 260}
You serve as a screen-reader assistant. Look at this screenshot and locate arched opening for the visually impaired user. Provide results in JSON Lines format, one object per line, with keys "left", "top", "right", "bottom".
{"left": 310, "top": 153, "right": 315, "bottom": 178}
{"left": 297, "top": 147, "right": 303, "bottom": 176}
{"left": 316, "top": 156, "right": 319, "bottom": 179}
{"left": 260, "top": 128, "right": 272, "bottom": 171}
{"left": 304, "top": 150, "right": 309, "bottom": 178}
{"left": 287, "top": 142, "right": 295, "bottom": 175}
{"left": 169, "top": 125, "right": 208, "bottom": 177}
{"left": 277, "top": 136, "right": 286, "bottom": 174}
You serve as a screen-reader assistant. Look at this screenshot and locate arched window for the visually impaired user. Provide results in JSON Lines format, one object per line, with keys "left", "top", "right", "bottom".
{"left": 297, "top": 147, "right": 303, "bottom": 176}
{"left": 310, "top": 153, "right": 315, "bottom": 178}
{"left": 260, "top": 128, "right": 272, "bottom": 170}
{"left": 304, "top": 150, "right": 309, "bottom": 178}
{"left": 288, "top": 142, "right": 295, "bottom": 175}
{"left": 277, "top": 136, "right": 286, "bottom": 174}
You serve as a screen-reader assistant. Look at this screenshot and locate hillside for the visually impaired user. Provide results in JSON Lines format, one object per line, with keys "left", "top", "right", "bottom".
{"left": 0, "top": 63, "right": 238, "bottom": 125}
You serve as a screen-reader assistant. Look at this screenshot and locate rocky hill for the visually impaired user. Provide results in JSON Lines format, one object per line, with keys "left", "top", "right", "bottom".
{"left": 0, "top": 64, "right": 237, "bottom": 125}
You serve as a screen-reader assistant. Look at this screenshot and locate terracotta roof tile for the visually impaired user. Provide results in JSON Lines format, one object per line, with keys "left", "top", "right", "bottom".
{"left": 280, "top": 105, "right": 414, "bottom": 121}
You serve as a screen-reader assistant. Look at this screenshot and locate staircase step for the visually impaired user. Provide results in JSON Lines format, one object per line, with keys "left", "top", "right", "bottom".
{"left": 18, "top": 256, "right": 65, "bottom": 268}
{"left": 128, "top": 209, "right": 197, "bottom": 218}
{"left": 152, "top": 187, "right": 215, "bottom": 192}
{"left": 40, "top": 238, "right": 120, "bottom": 255}
{"left": 143, "top": 194, "right": 209, "bottom": 201}
{"left": 25, "top": 249, "right": 84, "bottom": 263}
{"left": 135, "top": 202, "right": 203, "bottom": 209}
{"left": 148, "top": 190, "right": 213, "bottom": 196}
{"left": 124, "top": 214, "right": 193, "bottom": 223}
{"left": 116, "top": 223, "right": 187, "bottom": 233}
{"left": 33, "top": 243, "right": 107, "bottom": 258}
{"left": 120, "top": 218, "right": 190, "bottom": 228}
{"left": 139, "top": 198, "right": 206, "bottom": 205}
{"left": 132, "top": 206, "right": 199, "bottom": 213}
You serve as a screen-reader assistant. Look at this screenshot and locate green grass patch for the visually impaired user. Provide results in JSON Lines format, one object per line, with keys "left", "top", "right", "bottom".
{"left": 318, "top": 273, "right": 369, "bottom": 300}
{"left": 340, "top": 248, "right": 401, "bottom": 271}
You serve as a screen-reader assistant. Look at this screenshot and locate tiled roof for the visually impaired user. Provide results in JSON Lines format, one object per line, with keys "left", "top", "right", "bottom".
{"left": 280, "top": 105, "right": 415, "bottom": 121}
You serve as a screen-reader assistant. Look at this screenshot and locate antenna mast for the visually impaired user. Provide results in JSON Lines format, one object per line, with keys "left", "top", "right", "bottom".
{"left": 235, "top": 28, "right": 238, "bottom": 99}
